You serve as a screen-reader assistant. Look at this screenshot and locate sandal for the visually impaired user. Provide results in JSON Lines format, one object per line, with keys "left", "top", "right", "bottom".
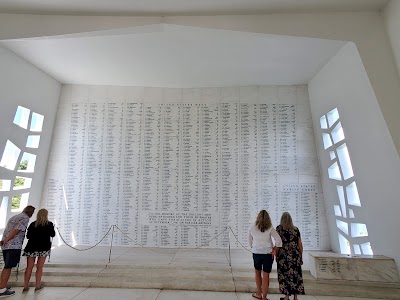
{"left": 35, "top": 286, "right": 44, "bottom": 292}
{"left": 22, "top": 288, "right": 29, "bottom": 293}
{"left": 252, "top": 293, "right": 262, "bottom": 299}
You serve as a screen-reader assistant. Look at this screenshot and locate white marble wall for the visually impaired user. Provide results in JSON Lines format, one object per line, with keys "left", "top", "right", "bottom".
{"left": 43, "top": 84, "right": 330, "bottom": 250}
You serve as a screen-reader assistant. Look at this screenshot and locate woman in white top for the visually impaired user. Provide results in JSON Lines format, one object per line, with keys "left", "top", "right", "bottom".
{"left": 249, "top": 210, "right": 282, "bottom": 300}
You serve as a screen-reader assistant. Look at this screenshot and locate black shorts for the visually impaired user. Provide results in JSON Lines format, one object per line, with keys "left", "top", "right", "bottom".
{"left": 253, "top": 253, "right": 273, "bottom": 273}
{"left": 2, "top": 249, "right": 22, "bottom": 268}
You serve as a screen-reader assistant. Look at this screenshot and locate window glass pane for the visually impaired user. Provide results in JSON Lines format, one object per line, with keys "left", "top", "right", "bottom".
{"left": 336, "top": 185, "right": 347, "bottom": 218}
{"left": 18, "top": 153, "right": 37, "bottom": 173}
{"left": 338, "top": 232, "right": 351, "bottom": 254}
{"left": 0, "top": 196, "right": 8, "bottom": 229}
{"left": 320, "top": 115, "right": 328, "bottom": 129}
{"left": 329, "top": 151, "right": 336, "bottom": 160}
{"left": 0, "top": 140, "right": 21, "bottom": 170}
{"left": 13, "top": 176, "right": 32, "bottom": 190}
{"left": 361, "top": 242, "right": 373, "bottom": 255}
{"left": 12, "top": 195, "right": 21, "bottom": 210}
{"left": 346, "top": 182, "right": 361, "bottom": 207}
{"left": 327, "top": 108, "right": 339, "bottom": 127}
{"left": 26, "top": 135, "right": 41, "bottom": 148}
{"left": 11, "top": 192, "right": 29, "bottom": 212}
{"left": 13, "top": 106, "right": 30, "bottom": 129}
{"left": 322, "top": 133, "right": 333, "bottom": 149}
{"left": 331, "top": 122, "right": 345, "bottom": 144}
{"left": 337, "top": 143, "right": 354, "bottom": 180}
{"left": 353, "top": 244, "right": 361, "bottom": 255}
{"left": 351, "top": 223, "right": 368, "bottom": 237}
{"left": 334, "top": 205, "right": 342, "bottom": 217}
{"left": 0, "top": 179, "right": 11, "bottom": 191}
{"left": 336, "top": 219, "right": 349, "bottom": 235}
{"left": 328, "top": 162, "right": 342, "bottom": 180}
{"left": 30, "top": 112, "right": 44, "bottom": 132}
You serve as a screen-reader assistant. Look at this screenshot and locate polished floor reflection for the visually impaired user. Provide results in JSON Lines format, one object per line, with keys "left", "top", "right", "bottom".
{"left": 5, "top": 287, "right": 386, "bottom": 300}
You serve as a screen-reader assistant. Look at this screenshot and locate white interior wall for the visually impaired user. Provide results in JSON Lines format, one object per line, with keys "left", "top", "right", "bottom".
{"left": 384, "top": 0, "right": 400, "bottom": 79}
{"left": 0, "top": 45, "right": 61, "bottom": 225}
{"left": 308, "top": 42, "right": 400, "bottom": 269}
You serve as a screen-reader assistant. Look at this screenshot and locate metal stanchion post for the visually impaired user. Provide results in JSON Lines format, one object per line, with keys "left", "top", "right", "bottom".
{"left": 228, "top": 227, "right": 232, "bottom": 267}
{"left": 108, "top": 225, "right": 115, "bottom": 263}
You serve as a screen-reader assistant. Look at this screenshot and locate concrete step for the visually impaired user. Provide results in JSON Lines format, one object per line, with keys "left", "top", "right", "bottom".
{"left": 8, "top": 263, "right": 400, "bottom": 299}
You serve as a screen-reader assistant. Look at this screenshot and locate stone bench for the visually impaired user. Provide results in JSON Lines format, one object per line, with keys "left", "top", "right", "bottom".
{"left": 308, "top": 252, "right": 400, "bottom": 283}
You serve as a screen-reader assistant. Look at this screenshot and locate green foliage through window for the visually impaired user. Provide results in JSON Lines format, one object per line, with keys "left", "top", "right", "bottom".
{"left": 18, "top": 160, "right": 28, "bottom": 170}
{"left": 14, "top": 177, "right": 25, "bottom": 188}
{"left": 12, "top": 195, "right": 21, "bottom": 209}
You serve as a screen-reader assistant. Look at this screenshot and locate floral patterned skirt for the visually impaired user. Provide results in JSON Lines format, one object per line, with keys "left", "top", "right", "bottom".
{"left": 22, "top": 250, "right": 50, "bottom": 257}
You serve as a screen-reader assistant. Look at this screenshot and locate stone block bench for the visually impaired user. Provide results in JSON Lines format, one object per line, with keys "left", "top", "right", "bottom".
{"left": 308, "top": 252, "right": 400, "bottom": 283}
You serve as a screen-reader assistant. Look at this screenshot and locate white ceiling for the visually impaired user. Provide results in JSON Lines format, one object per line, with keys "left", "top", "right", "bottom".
{"left": 0, "top": 25, "right": 346, "bottom": 87}
{"left": 0, "top": 0, "right": 389, "bottom": 15}
{"left": 0, "top": 0, "right": 382, "bottom": 88}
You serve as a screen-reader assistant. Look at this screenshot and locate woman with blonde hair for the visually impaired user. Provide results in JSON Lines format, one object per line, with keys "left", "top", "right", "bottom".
{"left": 22, "top": 208, "right": 55, "bottom": 293}
{"left": 249, "top": 210, "right": 282, "bottom": 300}
{"left": 276, "top": 212, "right": 305, "bottom": 300}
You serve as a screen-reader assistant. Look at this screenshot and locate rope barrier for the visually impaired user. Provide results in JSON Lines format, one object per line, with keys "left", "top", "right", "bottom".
{"left": 53, "top": 224, "right": 252, "bottom": 258}
{"left": 8, "top": 221, "right": 259, "bottom": 299}
{"left": 55, "top": 226, "right": 113, "bottom": 251}
{"left": 228, "top": 227, "right": 252, "bottom": 253}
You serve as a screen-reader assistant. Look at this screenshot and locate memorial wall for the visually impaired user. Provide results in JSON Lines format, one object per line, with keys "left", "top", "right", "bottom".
{"left": 43, "top": 85, "right": 330, "bottom": 250}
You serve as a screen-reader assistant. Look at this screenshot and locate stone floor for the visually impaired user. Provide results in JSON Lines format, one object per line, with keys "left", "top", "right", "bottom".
{"left": 5, "top": 246, "right": 399, "bottom": 299}
{"left": 4, "top": 287, "right": 386, "bottom": 300}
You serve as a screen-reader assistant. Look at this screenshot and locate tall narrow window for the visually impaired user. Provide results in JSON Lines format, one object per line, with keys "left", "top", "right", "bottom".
{"left": 1, "top": 106, "right": 44, "bottom": 227}
{"left": 320, "top": 108, "right": 372, "bottom": 255}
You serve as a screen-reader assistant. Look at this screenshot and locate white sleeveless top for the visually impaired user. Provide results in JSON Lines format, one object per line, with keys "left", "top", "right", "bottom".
{"left": 248, "top": 224, "right": 282, "bottom": 254}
